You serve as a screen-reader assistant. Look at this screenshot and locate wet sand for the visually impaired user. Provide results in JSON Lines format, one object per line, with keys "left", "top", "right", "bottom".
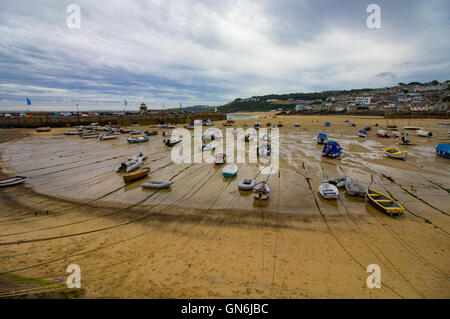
{"left": 0, "top": 115, "right": 449, "bottom": 298}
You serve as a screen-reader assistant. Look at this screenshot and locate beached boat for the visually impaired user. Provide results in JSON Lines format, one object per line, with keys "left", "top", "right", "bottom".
{"left": 130, "top": 129, "right": 142, "bottom": 135}
{"left": 141, "top": 180, "right": 172, "bottom": 189}
{"left": 98, "top": 134, "right": 118, "bottom": 140}
{"left": 416, "top": 129, "right": 433, "bottom": 137}
{"left": 323, "top": 176, "right": 351, "bottom": 188}
{"left": 36, "top": 127, "right": 51, "bottom": 132}
{"left": 214, "top": 153, "right": 226, "bottom": 164}
{"left": 127, "top": 136, "right": 149, "bottom": 144}
{"left": 257, "top": 143, "right": 271, "bottom": 157}
{"left": 367, "top": 189, "right": 405, "bottom": 216}
{"left": 128, "top": 152, "right": 147, "bottom": 162}
{"left": 64, "top": 129, "right": 81, "bottom": 135}
{"left": 348, "top": 122, "right": 356, "bottom": 127}
{"left": 324, "top": 121, "right": 331, "bottom": 127}
{"left": 398, "top": 134, "right": 414, "bottom": 145}
{"left": 357, "top": 129, "right": 368, "bottom": 138}
{"left": 345, "top": 181, "right": 366, "bottom": 197}
{"left": 123, "top": 167, "right": 150, "bottom": 183}
{"left": 364, "top": 126, "right": 372, "bottom": 131}
{"left": 383, "top": 147, "right": 407, "bottom": 160}
{"left": 145, "top": 130, "right": 158, "bottom": 136}
{"left": 277, "top": 121, "right": 283, "bottom": 127}
{"left": 238, "top": 179, "right": 256, "bottom": 191}
{"left": 319, "top": 183, "right": 338, "bottom": 199}
{"left": 120, "top": 128, "right": 130, "bottom": 133}
{"left": 0, "top": 176, "right": 27, "bottom": 187}
{"left": 317, "top": 133, "right": 328, "bottom": 144}
{"left": 254, "top": 123, "right": 260, "bottom": 130}
{"left": 222, "top": 164, "right": 238, "bottom": 178}
{"left": 201, "top": 142, "right": 216, "bottom": 151}
{"left": 163, "top": 138, "right": 182, "bottom": 147}
{"left": 294, "top": 123, "right": 300, "bottom": 127}
{"left": 81, "top": 133, "right": 99, "bottom": 139}
{"left": 436, "top": 144, "right": 450, "bottom": 158}
{"left": 125, "top": 158, "right": 144, "bottom": 173}
{"left": 322, "top": 141, "right": 342, "bottom": 158}
{"left": 253, "top": 181, "right": 270, "bottom": 200}
{"left": 404, "top": 126, "right": 422, "bottom": 130}
{"left": 376, "top": 130, "right": 390, "bottom": 138}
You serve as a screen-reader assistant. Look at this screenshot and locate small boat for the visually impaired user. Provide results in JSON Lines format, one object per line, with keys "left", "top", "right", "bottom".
{"left": 120, "top": 128, "right": 130, "bottom": 134}
{"left": 123, "top": 167, "right": 150, "bottom": 183}
{"left": 253, "top": 181, "right": 270, "bottom": 200}
{"left": 383, "top": 147, "right": 407, "bottom": 160}
{"left": 141, "top": 180, "right": 172, "bottom": 189}
{"left": 367, "top": 189, "right": 405, "bottom": 216}
{"left": 319, "top": 183, "right": 338, "bottom": 199}
{"left": 436, "top": 144, "right": 450, "bottom": 158}
{"left": 222, "top": 164, "right": 238, "bottom": 178}
{"left": 126, "top": 158, "right": 144, "bottom": 172}
{"left": 294, "top": 123, "right": 300, "bottom": 127}
{"left": 145, "top": 130, "right": 158, "bottom": 136}
{"left": 357, "top": 129, "right": 368, "bottom": 138}
{"left": 183, "top": 125, "right": 195, "bottom": 130}
{"left": 257, "top": 143, "right": 271, "bottom": 157}
{"left": 128, "top": 152, "right": 147, "bottom": 162}
{"left": 266, "top": 122, "right": 272, "bottom": 127}
{"left": 391, "top": 131, "right": 401, "bottom": 137}
{"left": 163, "top": 138, "right": 182, "bottom": 147}
{"left": 254, "top": 123, "right": 260, "bottom": 130}
{"left": 317, "top": 133, "right": 328, "bottom": 144}
{"left": 223, "top": 122, "right": 232, "bottom": 127}
{"left": 130, "top": 129, "right": 142, "bottom": 135}
{"left": 398, "top": 134, "right": 414, "bottom": 145}
{"left": 324, "top": 121, "right": 331, "bottom": 127}
{"left": 204, "top": 121, "right": 214, "bottom": 126}
{"left": 277, "top": 122, "right": 283, "bottom": 127}
{"left": 0, "top": 176, "right": 27, "bottom": 187}
{"left": 238, "top": 179, "right": 256, "bottom": 191}
{"left": 416, "top": 129, "right": 433, "bottom": 137}
{"left": 404, "top": 126, "right": 422, "bottom": 131}
{"left": 98, "top": 134, "right": 118, "bottom": 140}
{"left": 36, "top": 127, "right": 51, "bottom": 132}
{"left": 214, "top": 153, "right": 226, "bottom": 164}
{"left": 348, "top": 122, "right": 356, "bottom": 127}
{"left": 243, "top": 123, "right": 248, "bottom": 127}
{"left": 201, "top": 142, "right": 216, "bottom": 151}
{"left": 345, "top": 181, "right": 365, "bottom": 197}
{"left": 322, "top": 141, "right": 342, "bottom": 158}
{"left": 323, "top": 176, "right": 351, "bottom": 188}
{"left": 376, "top": 130, "right": 390, "bottom": 138}
{"left": 64, "top": 130, "right": 81, "bottom": 135}
{"left": 81, "top": 132, "right": 99, "bottom": 139}
{"left": 127, "top": 136, "right": 149, "bottom": 144}
{"left": 364, "top": 126, "right": 372, "bottom": 131}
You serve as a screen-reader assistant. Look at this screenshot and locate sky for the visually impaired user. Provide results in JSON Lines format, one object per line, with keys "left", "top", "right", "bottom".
{"left": 0, "top": 0, "right": 449, "bottom": 111}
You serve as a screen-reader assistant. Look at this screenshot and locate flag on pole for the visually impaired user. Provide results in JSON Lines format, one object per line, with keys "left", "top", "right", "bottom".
{"left": 124, "top": 99, "right": 128, "bottom": 107}
{"left": 26, "top": 97, "right": 31, "bottom": 106}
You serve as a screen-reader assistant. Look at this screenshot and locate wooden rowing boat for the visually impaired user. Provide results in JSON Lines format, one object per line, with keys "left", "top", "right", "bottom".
{"left": 367, "top": 189, "right": 405, "bottom": 216}
{"left": 123, "top": 167, "right": 150, "bottom": 183}
{"left": 0, "top": 176, "right": 27, "bottom": 187}
{"left": 383, "top": 147, "right": 407, "bottom": 160}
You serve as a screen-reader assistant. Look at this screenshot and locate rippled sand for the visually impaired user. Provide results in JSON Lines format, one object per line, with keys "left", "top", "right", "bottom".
{"left": 0, "top": 115, "right": 449, "bottom": 298}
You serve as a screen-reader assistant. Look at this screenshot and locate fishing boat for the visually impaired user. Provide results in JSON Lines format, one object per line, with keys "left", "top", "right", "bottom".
{"left": 0, "top": 176, "right": 27, "bottom": 187}
{"left": 435, "top": 144, "right": 450, "bottom": 158}
{"left": 383, "top": 147, "right": 407, "bottom": 160}
{"left": 98, "top": 134, "right": 118, "bottom": 140}
{"left": 316, "top": 133, "right": 328, "bottom": 144}
{"left": 222, "top": 164, "right": 238, "bottom": 178}
{"left": 123, "top": 167, "right": 150, "bottom": 183}
{"left": 376, "top": 130, "right": 390, "bottom": 138}
{"left": 357, "top": 129, "right": 368, "bottom": 138}
{"left": 345, "top": 181, "right": 366, "bottom": 197}
{"left": 64, "top": 129, "right": 81, "bottom": 135}
{"left": 238, "top": 179, "right": 256, "bottom": 191}
{"left": 127, "top": 136, "right": 149, "bottom": 144}
{"left": 367, "top": 189, "right": 405, "bottom": 216}
{"left": 322, "top": 141, "right": 342, "bottom": 158}
{"left": 36, "top": 127, "right": 51, "bottom": 132}
{"left": 214, "top": 153, "right": 227, "bottom": 164}
{"left": 163, "top": 138, "right": 182, "bottom": 147}
{"left": 145, "top": 130, "right": 158, "bottom": 136}
{"left": 416, "top": 129, "right": 433, "bottom": 137}
{"left": 319, "top": 183, "right": 338, "bottom": 199}
{"left": 323, "top": 176, "right": 351, "bottom": 188}
{"left": 253, "top": 181, "right": 270, "bottom": 200}
{"left": 141, "top": 180, "right": 172, "bottom": 189}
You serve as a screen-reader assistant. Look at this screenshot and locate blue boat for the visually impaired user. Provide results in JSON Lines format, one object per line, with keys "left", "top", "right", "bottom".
{"left": 322, "top": 141, "right": 342, "bottom": 158}
{"left": 317, "top": 133, "right": 328, "bottom": 144}
{"left": 254, "top": 122, "right": 260, "bottom": 130}
{"left": 357, "top": 129, "right": 368, "bottom": 137}
{"left": 364, "top": 126, "right": 372, "bottom": 131}
{"left": 348, "top": 122, "right": 356, "bottom": 127}
{"left": 127, "top": 136, "right": 149, "bottom": 144}
{"left": 436, "top": 144, "right": 450, "bottom": 158}
{"left": 324, "top": 121, "right": 331, "bottom": 127}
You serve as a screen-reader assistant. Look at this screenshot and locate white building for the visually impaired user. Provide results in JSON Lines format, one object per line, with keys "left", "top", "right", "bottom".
{"left": 355, "top": 96, "right": 371, "bottom": 105}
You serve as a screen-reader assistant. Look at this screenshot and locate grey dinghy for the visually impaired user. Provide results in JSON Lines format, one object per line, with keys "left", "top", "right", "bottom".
{"left": 345, "top": 181, "right": 366, "bottom": 197}
{"left": 141, "top": 180, "right": 172, "bottom": 189}
{"left": 238, "top": 179, "right": 256, "bottom": 191}
{"left": 0, "top": 176, "right": 28, "bottom": 187}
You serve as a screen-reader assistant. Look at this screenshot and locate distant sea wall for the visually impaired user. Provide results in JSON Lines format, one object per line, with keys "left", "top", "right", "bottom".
{"left": 0, "top": 112, "right": 226, "bottom": 128}
{"left": 285, "top": 111, "right": 449, "bottom": 119}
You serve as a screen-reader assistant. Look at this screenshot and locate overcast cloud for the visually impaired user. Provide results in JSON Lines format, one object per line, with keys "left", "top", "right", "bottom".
{"left": 0, "top": 0, "right": 449, "bottom": 110}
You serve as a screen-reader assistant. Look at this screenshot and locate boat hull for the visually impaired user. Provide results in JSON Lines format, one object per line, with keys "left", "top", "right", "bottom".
{"left": 123, "top": 168, "right": 150, "bottom": 183}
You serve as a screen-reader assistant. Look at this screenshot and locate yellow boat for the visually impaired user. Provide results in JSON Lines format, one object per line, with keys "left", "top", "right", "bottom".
{"left": 383, "top": 147, "right": 407, "bottom": 160}
{"left": 367, "top": 189, "right": 405, "bottom": 216}
{"left": 123, "top": 167, "right": 150, "bottom": 183}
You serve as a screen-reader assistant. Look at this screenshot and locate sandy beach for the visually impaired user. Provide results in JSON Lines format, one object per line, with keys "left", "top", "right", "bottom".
{"left": 0, "top": 114, "right": 449, "bottom": 298}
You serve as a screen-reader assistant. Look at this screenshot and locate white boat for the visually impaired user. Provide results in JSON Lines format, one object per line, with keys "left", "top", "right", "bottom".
{"left": 64, "top": 129, "right": 81, "bottom": 135}
{"left": 98, "top": 134, "right": 118, "bottom": 140}
{"left": 128, "top": 153, "right": 147, "bottom": 162}
{"left": 0, "top": 176, "right": 28, "bottom": 187}
{"left": 319, "top": 183, "right": 339, "bottom": 199}
{"left": 416, "top": 129, "right": 433, "bottom": 137}
{"left": 223, "top": 164, "right": 238, "bottom": 178}
{"left": 214, "top": 153, "right": 226, "bottom": 164}
{"left": 126, "top": 158, "right": 143, "bottom": 173}
{"left": 201, "top": 142, "right": 217, "bottom": 151}
{"left": 81, "top": 133, "right": 99, "bottom": 139}
{"left": 257, "top": 143, "right": 271, "bottom": 157}
{"left": 253, "top": 181, "right": 271, "bottom": 200}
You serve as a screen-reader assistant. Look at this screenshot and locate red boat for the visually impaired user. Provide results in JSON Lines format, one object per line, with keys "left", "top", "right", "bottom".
{"left": 376, "top": 130, "right": 390, "bottom": 138}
